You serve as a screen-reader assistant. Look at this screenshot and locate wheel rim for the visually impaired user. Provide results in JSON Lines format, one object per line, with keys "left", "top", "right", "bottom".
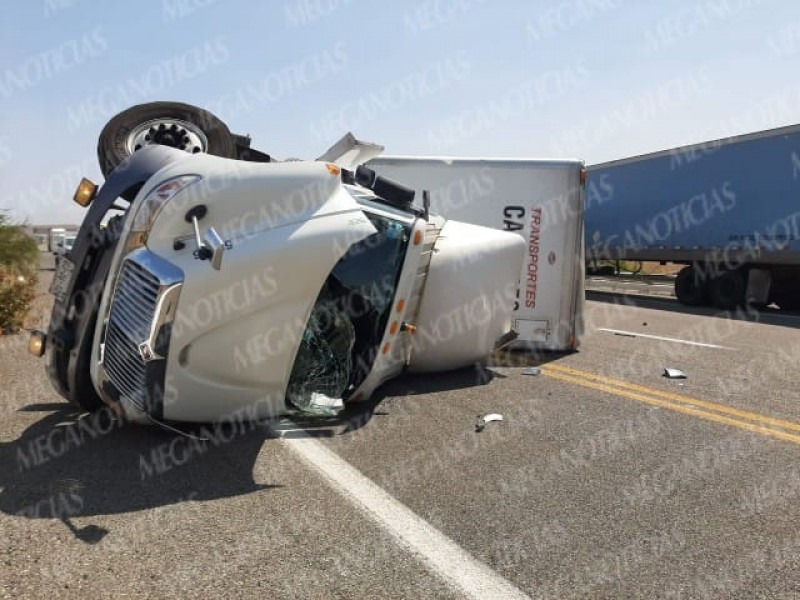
{"left": 126, "top": 118, "right": 209, "bottom": 155}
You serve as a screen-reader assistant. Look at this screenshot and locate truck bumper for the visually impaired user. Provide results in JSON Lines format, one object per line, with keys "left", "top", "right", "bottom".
{"left": 44, "top": 146, "right": 190, "bottom": 411}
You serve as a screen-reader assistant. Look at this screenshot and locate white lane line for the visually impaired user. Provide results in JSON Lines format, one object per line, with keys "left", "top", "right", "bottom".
{"left": 276, "top": 428, "right": 531, "bottom": 600}
{"left": 597, "top": 327, "right": 733, "bottom": 350}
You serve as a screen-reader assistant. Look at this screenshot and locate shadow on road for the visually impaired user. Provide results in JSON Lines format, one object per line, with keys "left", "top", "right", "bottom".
{"left": 0, "top": 404, "right": 281, "bottom": 543}
{"left": 332, "top": 364, "right": 497, "bottom": 435}
{"left": 1, "top": 367, "right": 501, "bottom": 540}
{"left": 1, "top": 361, "right": 553, "bottom": 541}
{"left": 587, "top": 290, "right": 800, "bottom": 329}
{"left": 335, "top": 357, "right": 565, "bottom": 435}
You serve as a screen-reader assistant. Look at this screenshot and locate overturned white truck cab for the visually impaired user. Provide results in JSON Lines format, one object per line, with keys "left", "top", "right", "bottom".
{"left": 35, "top": 102, "right": 525, "bottom": 424}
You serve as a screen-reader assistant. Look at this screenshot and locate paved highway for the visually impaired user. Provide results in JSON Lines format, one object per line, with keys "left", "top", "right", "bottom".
{"left": 2, "top": 269, "right": 799, "bottom": 598}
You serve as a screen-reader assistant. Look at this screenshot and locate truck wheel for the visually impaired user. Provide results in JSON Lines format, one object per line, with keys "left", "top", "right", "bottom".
{"left": 674, "top": 266, "right": 708, "bottom": 306}
{"left": 772, "top": 292, "right": 800, "bottom": 311}
{"left": 709, "top": 269, "right": 746, "bottom": 310}
{"left": 97, "top": 101, "right": 236, "bottom": 178}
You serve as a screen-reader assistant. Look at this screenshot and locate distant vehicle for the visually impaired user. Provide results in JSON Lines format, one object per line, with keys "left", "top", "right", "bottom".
{"left": 31, "top": 102, "right": 525, "bottom": 425}
{"left": 48, "top": 227, "right": 67, "bottom": 252}
{"left": 52, "top": 234, "right": 76, "bottom": 257}
{"left": 586, "top": 125, "right": 800, "bottom": 310}
{"left": 367, "top": 156, "right": 585, "bottom": 351}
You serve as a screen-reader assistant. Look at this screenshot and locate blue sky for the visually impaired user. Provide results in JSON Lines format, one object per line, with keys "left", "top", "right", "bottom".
{"left": 1, "top": 0, "right": 799, "bottom": 224}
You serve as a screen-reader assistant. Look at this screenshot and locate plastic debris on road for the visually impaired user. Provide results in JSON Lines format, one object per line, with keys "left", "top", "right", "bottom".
{"left": 475, "top": 413, "right": 503, "bottom": 432}
{"left": 663, "top": 367, "right": 687, "bottom": 379}
{"left": 523, "top": 367, "right": 541, "bottom": 376}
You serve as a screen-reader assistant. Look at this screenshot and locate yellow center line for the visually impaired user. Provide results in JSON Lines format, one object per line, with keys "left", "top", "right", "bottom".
{"left": 539, "top": 367, "right": 800, "bottom": 447}
{"left": 544, "top": 363, "right": 800, "bottom": 433}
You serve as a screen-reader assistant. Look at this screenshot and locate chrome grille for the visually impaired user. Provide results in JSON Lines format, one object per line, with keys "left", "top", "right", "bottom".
{"left": 104, "top": 259, "right": 161, "bottom": 404}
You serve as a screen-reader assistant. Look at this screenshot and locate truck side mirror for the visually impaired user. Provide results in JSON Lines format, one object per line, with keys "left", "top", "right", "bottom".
{"left": 185, "top": 205, "right": 224, "bottom": 271}
{"left": 202, "top": 227, "right": 225, "bottom": 271}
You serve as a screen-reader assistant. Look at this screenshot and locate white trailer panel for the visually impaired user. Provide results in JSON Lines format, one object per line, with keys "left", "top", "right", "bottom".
{"left": 368, "top": 156, "right": 585, "bottom": 351}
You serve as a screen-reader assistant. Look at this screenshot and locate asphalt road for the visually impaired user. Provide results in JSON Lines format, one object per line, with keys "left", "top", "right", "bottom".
{"left": 2, "top": 266, "right": 800, "bottom": 598}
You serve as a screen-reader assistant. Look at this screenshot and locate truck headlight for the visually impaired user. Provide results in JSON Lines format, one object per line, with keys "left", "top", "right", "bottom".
{"left": 132, "top": 175, "right": 202, "bottom": 232}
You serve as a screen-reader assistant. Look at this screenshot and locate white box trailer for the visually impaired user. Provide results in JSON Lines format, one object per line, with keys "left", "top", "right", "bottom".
{"left": 367, "top": 156, "right": 586, "bottom": 352}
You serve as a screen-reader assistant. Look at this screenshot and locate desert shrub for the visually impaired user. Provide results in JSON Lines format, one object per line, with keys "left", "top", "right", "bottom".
{"left": 0, "top": 212, "right": 39, "bottom": 333}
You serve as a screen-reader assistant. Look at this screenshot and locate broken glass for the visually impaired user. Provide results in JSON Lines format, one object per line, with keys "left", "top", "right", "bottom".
{"left": 286, "top": 210, "right": 411, "bottom": 416}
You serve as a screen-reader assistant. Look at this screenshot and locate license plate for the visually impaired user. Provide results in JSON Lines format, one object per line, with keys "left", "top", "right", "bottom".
{"left": 50, "top": 257, "right": 75, "bottom": 299}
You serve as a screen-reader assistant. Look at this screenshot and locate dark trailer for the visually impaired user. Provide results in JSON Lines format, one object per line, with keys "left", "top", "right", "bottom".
{"left": 585, "top": 124, "right": 800, "bottom": 309}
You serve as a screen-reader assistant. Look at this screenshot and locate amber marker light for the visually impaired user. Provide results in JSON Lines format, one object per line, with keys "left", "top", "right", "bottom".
{"left": 73, "top": 178, "right": 98, "bottom": 207}
{"left": 28, "top": 330, "right": 46, "bottom": 357}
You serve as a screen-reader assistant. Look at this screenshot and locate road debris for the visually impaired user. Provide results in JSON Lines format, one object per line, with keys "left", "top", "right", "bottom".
{"left": 663, "top": 368, "right": 687, "bottom": 379}
{"left": 475, "top": 413, "right": 503, "bottom": 432}
{"left": 523, "top": 367, "right": 541, "bottom": 376}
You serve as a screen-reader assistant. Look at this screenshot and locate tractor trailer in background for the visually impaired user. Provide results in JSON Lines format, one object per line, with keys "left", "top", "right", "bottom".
{"left": 585, "top": 124, "right": 800, "bottom": 310}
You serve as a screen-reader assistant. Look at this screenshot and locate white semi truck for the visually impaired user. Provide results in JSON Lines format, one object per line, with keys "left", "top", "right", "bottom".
{"left": 32, "top": 102, "right": 587, "bottom": 426}
{"left": 32, "top": 102, "right": 535, "bottom": 425}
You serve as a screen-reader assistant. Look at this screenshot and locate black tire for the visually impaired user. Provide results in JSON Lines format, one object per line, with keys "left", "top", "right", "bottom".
{"left": 674, "top": 266, "right": 708, "bottom": 306}
{"left": 772, "top": 292, "right": 800, "bottom": 311}
{"left": 709, "top": 269, "right": 746, "bottom": 310}
{"left": 97, "top": 101, "right": 236, "bottom": 178}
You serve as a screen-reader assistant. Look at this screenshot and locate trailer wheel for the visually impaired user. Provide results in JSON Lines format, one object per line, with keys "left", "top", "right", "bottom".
{"left": 709, "top": 269, "right": 746, "bottom": 310}
{"left": 772, "top": 292, "right": 800, "bottom": 311}
{"left": 97, "top": 101, "right": 236, "bottom": 178}
{"left": 674, "top": 266, "right": 707, "bottom": 306}
{"left": 778, "top": 298, "right": 800, "bottom": 311}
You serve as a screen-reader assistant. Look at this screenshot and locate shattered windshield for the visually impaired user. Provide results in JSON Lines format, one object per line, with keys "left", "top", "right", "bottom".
{"left": 286, "top": 210, "right": 411, "bottom": 415}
